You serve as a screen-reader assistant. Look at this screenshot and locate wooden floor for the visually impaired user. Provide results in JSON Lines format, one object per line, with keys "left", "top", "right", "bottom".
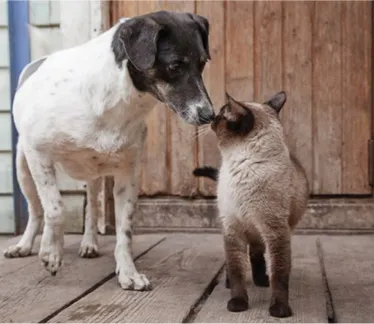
{"left": 0, "top": 233, "right": 373, "bottom": 323}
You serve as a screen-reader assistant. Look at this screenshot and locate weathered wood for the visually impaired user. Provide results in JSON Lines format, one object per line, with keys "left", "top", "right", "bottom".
{"left": 60, "top": 0, "right": 90, "bottom": 49}
{"left": 225, "top": 1, "right": 254, "bottom": 100}
{"left": 320, "top": 235, "right": 374, "bottom": 322}
{"left": 282, "top": 2, "right": 313, "bottom": 191}
{"left": 29, "top": 0, "right": 60, "bottom": 26}
{"left": 0, "top": 234, "right": 164, "bottom": 323}
{"left": 0, "top": 67, "right": 10, "bottom": 112}
{"left": 312, "top": 2, "right": 342, "bottom": 194}
{"left": 0, "top": 2, "right": 7, "bottom": 27}
{"left": 137, "top": 1, "right": 169, "bottom": 195}
{"left": 63, "top": 194, "right": 85, "bottom": 233}
{"left": 341, "top": 1, "right": 371, "bottom": 194}
{"left": 163, "top": 1, "right": 197, "bottom": 197}
{"left": 196, "top": 0, "right": 224, "bottom": 196}
{"left": 0, "top": 196, "right": 14, "bottom": 234}
{"left": 0, "top": 113, "right": 11, "bottom": 150}
{"left": 254, "top": 1, "right": 282, "bottom": 102}
{"left": 0, "top": 152, "right": 13, "bottom": 194}
{"left": 48, "top": 234, "right": 224, "bottom": 323}
{"left": 134, "top": 197, "right": 374, "bottom": 231}
{"left": 195, "top": 236, "right": 327, "bottom": 323}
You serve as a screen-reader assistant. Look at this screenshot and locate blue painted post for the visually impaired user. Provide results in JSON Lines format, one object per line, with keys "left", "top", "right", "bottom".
{"left": 7, "top": 0, "right": 30, "bottom": 234}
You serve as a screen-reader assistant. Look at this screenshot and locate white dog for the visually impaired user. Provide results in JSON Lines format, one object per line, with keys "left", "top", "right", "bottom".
{"left": 4, "top": 11, "right": 214, "bottom": 291}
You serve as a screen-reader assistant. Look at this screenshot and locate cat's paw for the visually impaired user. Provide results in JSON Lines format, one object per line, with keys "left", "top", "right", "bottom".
{"left": 253, "top": 274, "right": 269, "bottom": 287}
{"left": 269, "top": 302, "right": 293, "bottom": 318}
{"left": 227, "top": 297, "right": 249, "bottom": 312}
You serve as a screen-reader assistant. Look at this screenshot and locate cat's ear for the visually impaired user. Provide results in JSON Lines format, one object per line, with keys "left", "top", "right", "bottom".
{"left": 225, "top": 93, "right": 247, "bottom": 114}
{"left": 264, "top": 91, "right": 287, "bottom": 113}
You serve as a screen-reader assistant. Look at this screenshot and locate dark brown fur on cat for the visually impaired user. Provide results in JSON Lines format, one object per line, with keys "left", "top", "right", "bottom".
{"left": 195, "top": 92, "right": 309, "bottom": 318}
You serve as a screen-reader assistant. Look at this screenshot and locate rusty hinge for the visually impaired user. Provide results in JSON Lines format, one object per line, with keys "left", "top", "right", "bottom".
{"left": 369, "top": 139, "right": 374, "bottom": 186}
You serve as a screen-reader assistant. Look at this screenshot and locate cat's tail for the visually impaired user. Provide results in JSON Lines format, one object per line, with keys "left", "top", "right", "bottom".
{"left": 193, "top": 166, "right": 218, "bottom": 181}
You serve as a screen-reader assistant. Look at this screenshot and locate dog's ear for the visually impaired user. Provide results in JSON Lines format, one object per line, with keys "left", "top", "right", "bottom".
{"left": 263, "top": 91, "right": 287, "bottom": 113}
{"left": 189, "top": 14, "right": 210, "bottom": 60}
{"left": 112, "top": 17, "right": 162, "bottom": 71}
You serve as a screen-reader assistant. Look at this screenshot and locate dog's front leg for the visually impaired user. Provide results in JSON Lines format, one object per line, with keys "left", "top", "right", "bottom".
{"left": 113, "top": 170, "right": 151, "bottom": 291}
{"left": 79, "top": 178, "right": 101, "bottom": 258}
{"left": 24, "top": 149, "right": 64, "bottom": 275}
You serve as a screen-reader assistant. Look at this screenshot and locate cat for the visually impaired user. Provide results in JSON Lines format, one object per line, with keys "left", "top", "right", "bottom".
{"left": 193, "top": 91, "right": 309, "bottom": 318}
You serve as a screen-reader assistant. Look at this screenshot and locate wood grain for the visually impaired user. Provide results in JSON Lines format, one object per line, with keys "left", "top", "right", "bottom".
{"left": 320, "top": 235, "right": 374, "bottom": 322}
{"left": 196, "top": 0, "right": 225, "bottom": 196}
{"left": 254, "top": 1, "right": 283, "bottom": 102}
{"left": 136, "top": 1, "right": 169, "bottom": 195}
{"left": 341, "top": 1, "right": 371, "bottom": 194}
{"left": 225, "top": 1, "right": 254, "bottom": 100}
{"left": 312, "top": 2, "right": 342, "bottom": 194}
{"left": 195, "top": 236, "right": 327, "bottom": 323}
{"left": 0, "top": 234, "right": 164, "bottom": 323}
{"left": 48, "top": 234, "right": 225, "bottom": 323}
{"left": 282, "top": 2, "right": 313, "bottom": 191}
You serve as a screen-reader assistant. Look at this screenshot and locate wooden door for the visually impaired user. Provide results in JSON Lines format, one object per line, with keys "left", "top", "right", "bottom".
{"left": 111, "top": 1, "right": 372, "bottom": 196}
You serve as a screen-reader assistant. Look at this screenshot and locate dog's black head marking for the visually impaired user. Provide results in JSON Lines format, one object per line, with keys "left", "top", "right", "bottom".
{"left": 111, "top": 10, "right": 215, "bottom": 126}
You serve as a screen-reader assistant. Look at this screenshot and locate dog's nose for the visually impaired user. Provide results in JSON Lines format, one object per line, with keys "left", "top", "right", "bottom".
{"left": 197, "top": 108, "right": 215, "bottom": 124}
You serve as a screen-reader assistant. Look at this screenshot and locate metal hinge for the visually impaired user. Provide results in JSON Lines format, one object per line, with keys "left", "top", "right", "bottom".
{"left": 369, "top": 139, "right": 374, "bottom": 186}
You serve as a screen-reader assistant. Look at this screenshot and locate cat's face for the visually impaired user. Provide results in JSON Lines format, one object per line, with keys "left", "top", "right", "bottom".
{"left": 211, "top": 91, "right": 287, "bottom": 146}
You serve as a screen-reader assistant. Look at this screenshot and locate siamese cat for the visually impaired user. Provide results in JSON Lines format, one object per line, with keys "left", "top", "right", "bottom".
{"left": 193, "top": 92, "right": 309, "bottom": 318}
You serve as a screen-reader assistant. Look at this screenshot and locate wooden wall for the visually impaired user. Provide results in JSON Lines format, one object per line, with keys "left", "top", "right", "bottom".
{"left": 112, "top": 1, "right": 373, "bottom": 197}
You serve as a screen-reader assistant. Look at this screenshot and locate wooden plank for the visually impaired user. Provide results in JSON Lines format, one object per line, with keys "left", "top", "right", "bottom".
{"left": 157, "top": 1, "right": 198, "bottom": 197}
{"left": 225, "top": 1, "right": 254, "bottom": 100}
{"left": 320, "top": 235, "right": 374, "bottom": 322}
{"left": 56, "top": 169, "right": 86, "bottom": 192}
{"left": 195, "top": 236, "right": 327, "bottom": 323}
{"left": 0, "top": 234, "right": 165, "bottom": 323}
{"left": 49, "top": 0, "right": 60, "bottom": 25}
{"left": 196, "top": 0, "right": 224, "bottom": 196}
{"left": 137, "top": 1, "right": 169, "bottom": 195}
{"left": 60, "top": 0, "right": 90, "bottom": 49}
{"left": 29, "top": 0, "right": 51, "bottom": 26}
{"left": 0, "top": 28, "right": 9, "bottom": 68}
{"left": 48, "top": 234, "right": 225, "bottom": 322}
{"left": 29, "top": 26, "right": 62, "bottom": 60}
{"left": 62, "top": 194, "right": 85, "bottom": 234}
{"left": 0, "top": 68, "right": 10, "bottom": 111}
{"left": 254, "top": 1, "right": 282, "bottom": 102}
{"left": 0, "top": 152, "right": 13, "bottom": 194}
{"left": 282, "top": 2, "right": 313, "bottom": 191}
{"left": 0, "top": 112, "right": 11, "bottom": 150}
{"left": 0, "top": 235, "right": 75, "bottom": 279}
{"left": 0, "top": 1, "right": 7, "bottom": 27}
{"left": 312, "top": 2, "right": 342, "bottom": 194}
{"left": 341, "top": 2, "right": 371, "bottom": 194}
{"left": 0, "top": 196, "right": 15, "bottom": 234}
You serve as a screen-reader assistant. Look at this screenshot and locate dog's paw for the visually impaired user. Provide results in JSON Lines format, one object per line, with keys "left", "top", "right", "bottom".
{"left": 39, "top": 250, "right": 63, "bottom": 275}
{"left": 269, "top": 302, "right": 293, "bottom": 318}
{"left": 4, "top": 244, "right": 32, "bottom": 258}
{"left": 227, "top": 297, "right": 249, "bottom": 312}
{"left": 79, "top": 243, "right": 99, "bottom": 258}
{"left": 117, "top": 271, "right": 152, "bottom": 291}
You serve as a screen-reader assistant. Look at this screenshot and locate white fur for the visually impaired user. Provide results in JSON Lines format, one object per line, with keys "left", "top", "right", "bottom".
{"left": 4, "top": 22, "right": 157, "bottom": 290}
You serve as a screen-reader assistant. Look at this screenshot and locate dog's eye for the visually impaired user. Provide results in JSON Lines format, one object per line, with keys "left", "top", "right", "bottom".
{"left": 167, "top": 62, "right": 182, "bottom": 72}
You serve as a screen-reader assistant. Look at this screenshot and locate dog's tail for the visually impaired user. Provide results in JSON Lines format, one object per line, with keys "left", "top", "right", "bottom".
{"left": 193, "top": 166, "right": 218, "bottom": 181}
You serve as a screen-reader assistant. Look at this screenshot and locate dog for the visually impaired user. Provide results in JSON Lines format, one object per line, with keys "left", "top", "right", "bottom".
{"left": 4, "top": 11, "right": 214, "bottom": 291}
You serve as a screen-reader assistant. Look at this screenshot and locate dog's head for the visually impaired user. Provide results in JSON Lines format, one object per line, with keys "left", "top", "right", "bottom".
{"left": 112, "top": 11, "right": 215, "bottom": 126}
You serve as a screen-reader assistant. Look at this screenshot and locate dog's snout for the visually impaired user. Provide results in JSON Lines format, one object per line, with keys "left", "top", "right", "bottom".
{"left": 196, "top": 105, "right": 215, "bottom": 125}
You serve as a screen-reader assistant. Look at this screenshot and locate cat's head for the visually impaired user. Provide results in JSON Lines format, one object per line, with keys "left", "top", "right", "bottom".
{"left": 211, "top": 91, "right": 287, "bottom": 147}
